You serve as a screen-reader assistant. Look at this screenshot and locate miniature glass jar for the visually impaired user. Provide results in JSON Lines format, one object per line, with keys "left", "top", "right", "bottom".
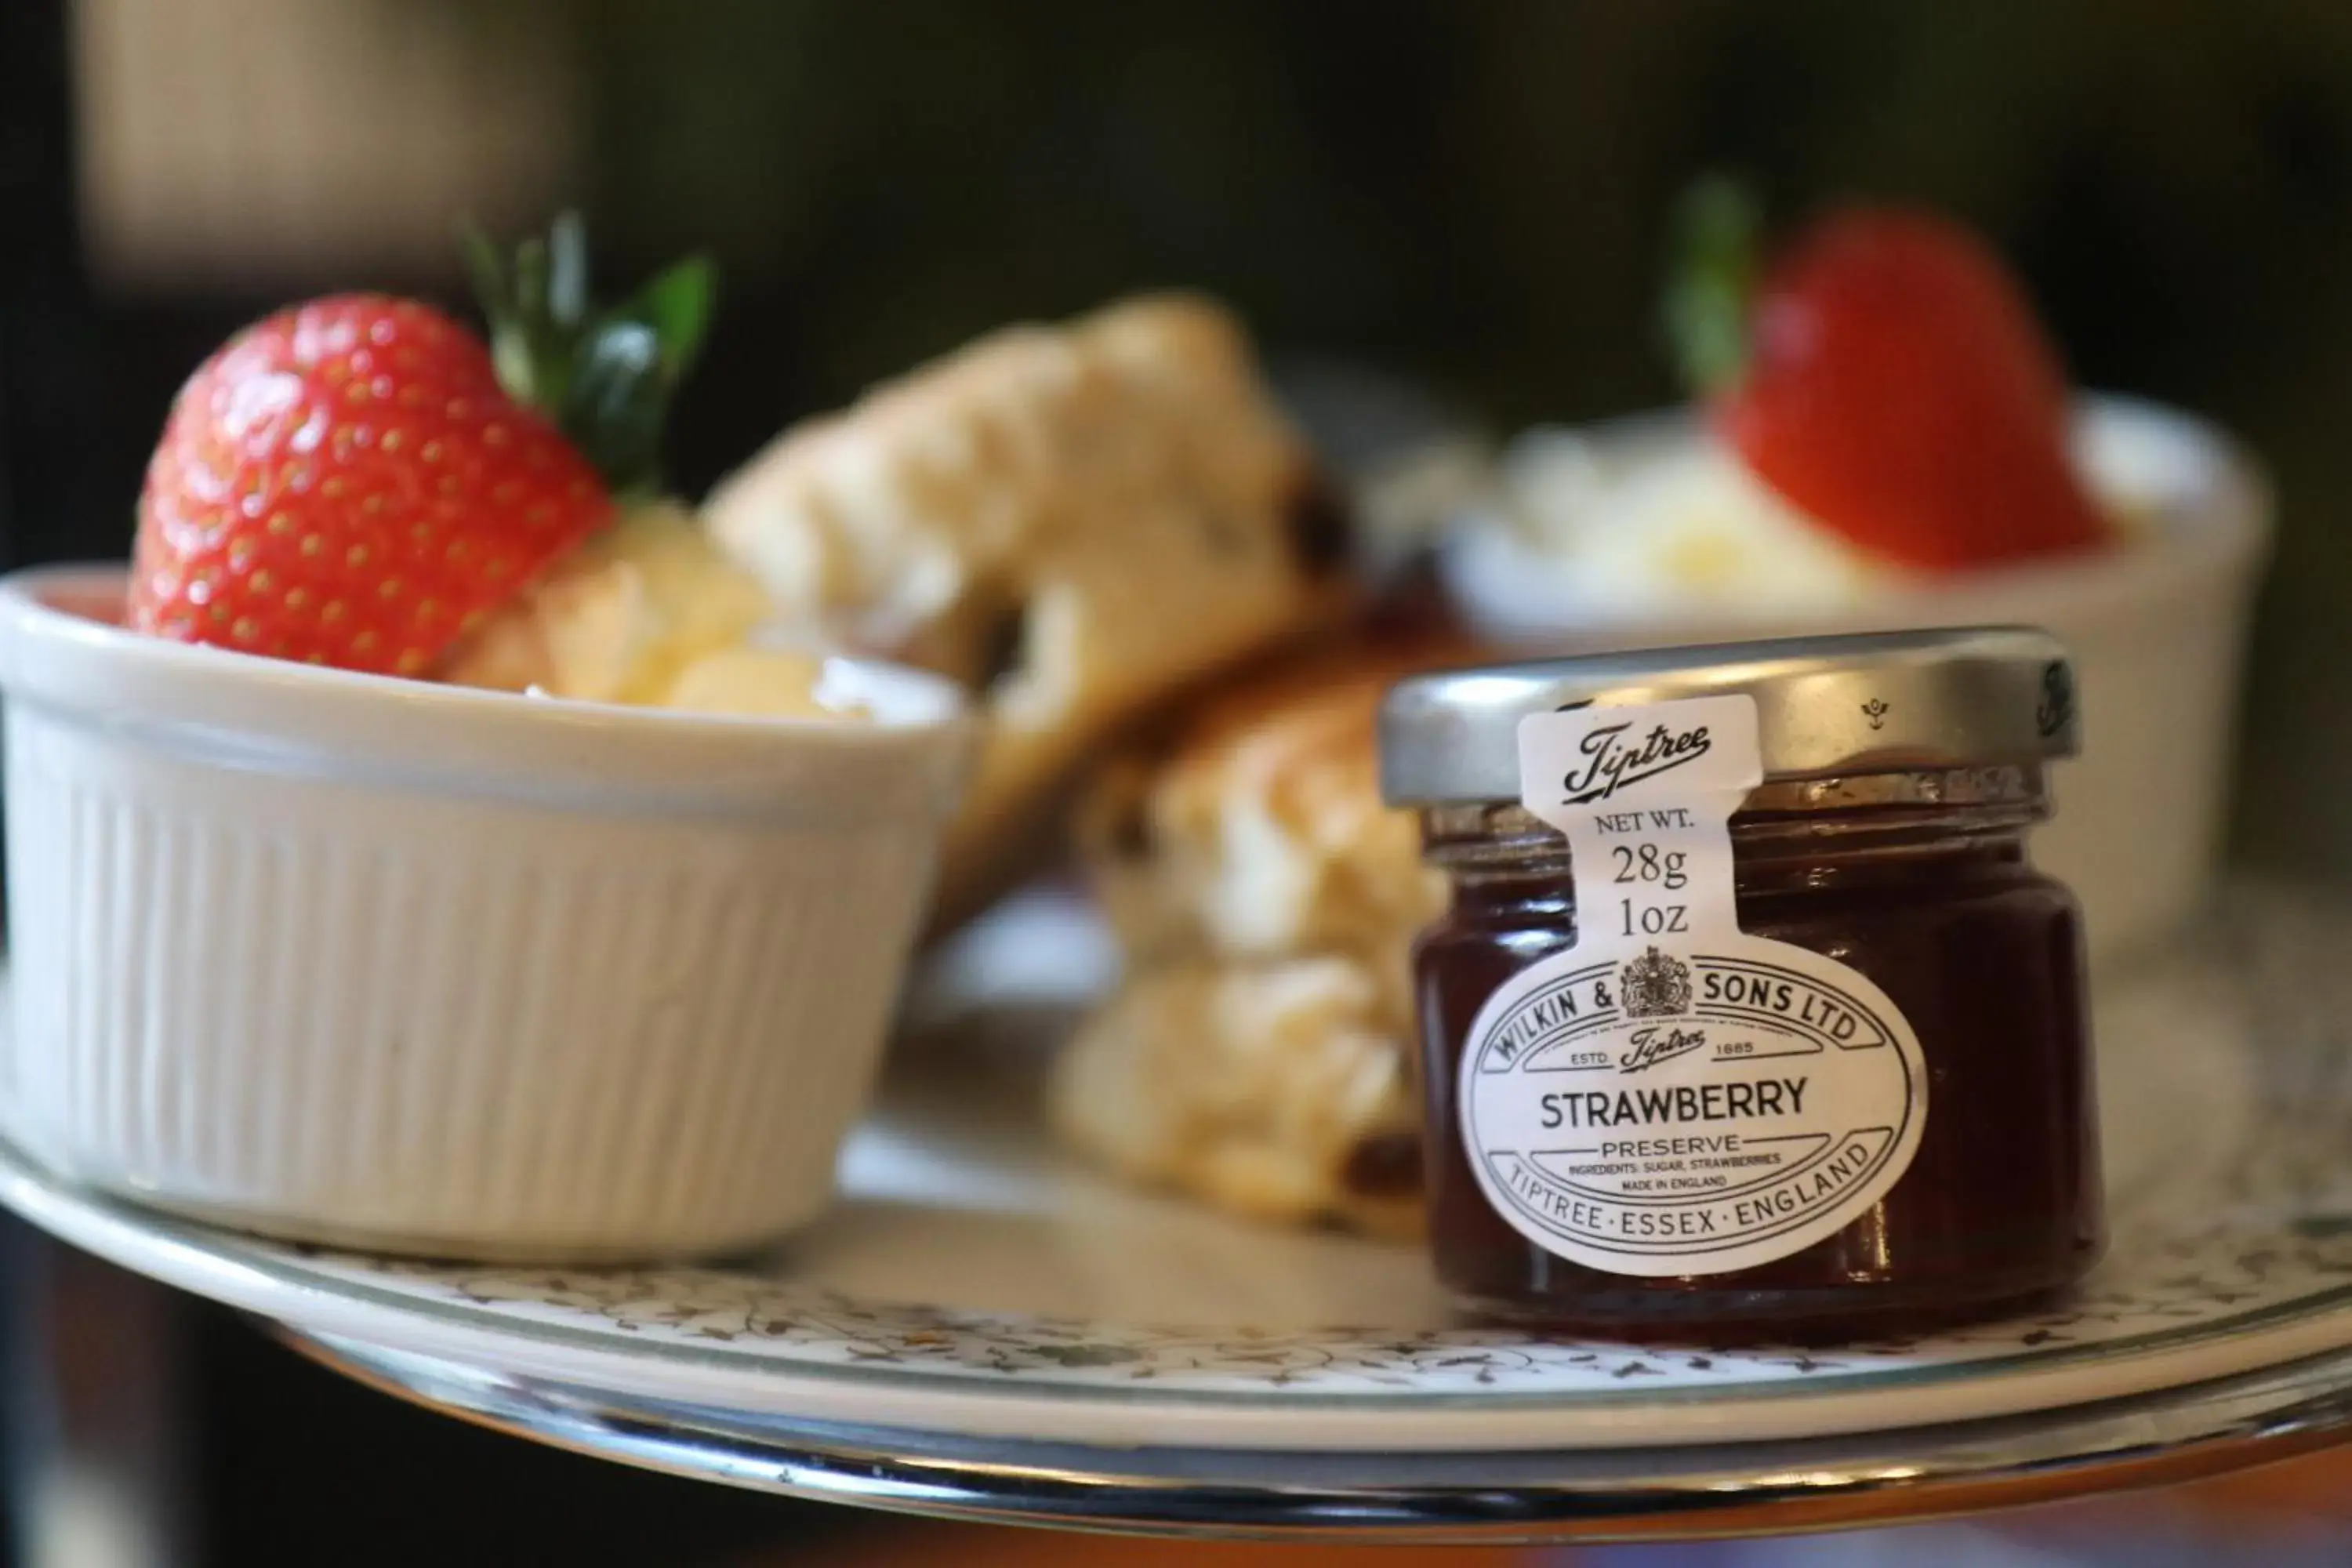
{"left": 1378, "top": 629, "right": 2102, "bottom": 1338}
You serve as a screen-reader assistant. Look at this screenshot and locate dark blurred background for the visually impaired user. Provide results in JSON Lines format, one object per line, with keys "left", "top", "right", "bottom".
{"left": 14, "top": 0, "right": 2352, "bottom": 872}
{"left": 7, "top": 2, "right": 2352, "bottom": 1563}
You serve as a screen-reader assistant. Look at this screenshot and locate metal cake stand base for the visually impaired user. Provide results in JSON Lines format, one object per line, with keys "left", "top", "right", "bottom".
{"left": 288, "top": 1331, "right": 2352, "bottom": 1544}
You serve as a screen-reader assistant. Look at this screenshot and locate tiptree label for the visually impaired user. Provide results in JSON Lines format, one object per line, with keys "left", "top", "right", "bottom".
{"left": 1458, "top": 696, "right": 1929, "bottom": 1277}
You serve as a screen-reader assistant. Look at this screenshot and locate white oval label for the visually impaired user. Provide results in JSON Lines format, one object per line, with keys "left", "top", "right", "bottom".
{"left": 1458, "top": 933, "right": 1926, "bottom": 1276}
{"left": 1465, "top": 695, "right": 1929, "bottom": 1277}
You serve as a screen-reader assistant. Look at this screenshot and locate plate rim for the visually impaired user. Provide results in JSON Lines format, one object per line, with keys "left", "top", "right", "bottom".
{"left": 10, "top": 1134, "right": 2352, "bottom": 1454}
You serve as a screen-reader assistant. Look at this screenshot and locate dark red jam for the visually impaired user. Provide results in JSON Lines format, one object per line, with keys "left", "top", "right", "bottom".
{"left": 1411, "top": 769, "right": 2102, "bottom": 1339}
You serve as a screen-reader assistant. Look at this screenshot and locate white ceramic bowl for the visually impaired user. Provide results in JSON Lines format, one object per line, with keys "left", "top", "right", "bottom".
{"left": 1439, "top": 397, "right": 2272, "bottom": 964}
{"left": 0, "top": 567, "right": 973, "bottom": 1260}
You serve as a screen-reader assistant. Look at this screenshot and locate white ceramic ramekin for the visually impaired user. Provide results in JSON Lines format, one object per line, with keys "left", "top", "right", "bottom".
{"left": 1439, "top": 397, "right": 2272, "bottom": 965}
{"left": 0, "top": 567, "right": 973, "bottom": 1260}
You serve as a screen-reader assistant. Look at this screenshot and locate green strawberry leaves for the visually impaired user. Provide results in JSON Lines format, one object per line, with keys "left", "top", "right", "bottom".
{"left": 1662, "top": 176, "right": 1763, "bottom": 397}
{"left": 463, "top": 212, "right": 716, "bottom": 498}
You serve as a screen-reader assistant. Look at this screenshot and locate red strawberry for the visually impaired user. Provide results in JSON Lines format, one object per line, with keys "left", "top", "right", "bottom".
{"left": 130, "top": 296, "right": 612, "bottom": 675}
{"left": 1667, "top": 185, "right": 2109, "bottom": 572}
{"left": 130, "top": 216, "right": 715, "bottom": 677}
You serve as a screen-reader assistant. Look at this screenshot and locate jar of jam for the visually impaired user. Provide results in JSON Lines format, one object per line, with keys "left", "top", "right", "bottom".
{"left": 1377, "top": 628, "right": 2100, "bottom": 1338}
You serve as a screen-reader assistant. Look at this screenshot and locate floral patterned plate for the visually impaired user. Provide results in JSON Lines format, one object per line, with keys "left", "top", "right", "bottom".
{"left": 4, "top": 884, "right": 2351, "bottom": 1454}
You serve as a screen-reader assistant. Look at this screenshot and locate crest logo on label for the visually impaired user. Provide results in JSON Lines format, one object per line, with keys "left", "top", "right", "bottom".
{"left": 1618, "top": 946, "right": 1692, "bottom": 1018}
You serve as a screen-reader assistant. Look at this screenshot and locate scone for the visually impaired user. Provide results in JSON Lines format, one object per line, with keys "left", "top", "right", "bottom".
{"left": 1052, "top": 634, "right": 1474, "bottom": 1236}
{"left": 1051, "top": 956, "right": 1424, "bottom": 1239}
{"left": 1077, "top": 651, "right": 1449, "bottom": 1019}
{"left": 704, "top": 295, "right": 1346, "bottom": 921}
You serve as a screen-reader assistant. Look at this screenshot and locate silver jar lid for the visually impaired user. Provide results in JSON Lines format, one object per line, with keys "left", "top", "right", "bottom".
{"left": 1378, "top": 626, "right": 2078, "bottom": 806}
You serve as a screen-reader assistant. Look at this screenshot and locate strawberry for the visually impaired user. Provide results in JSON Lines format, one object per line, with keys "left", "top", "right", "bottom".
{"left": 130, "top": 216, "right": 713, "bottom": 676}
{"left": 1666, "top": 183, "right": 2110, "bottom": 572}
{"left": 131, "top": 297, "right": 611, "bottom": 674}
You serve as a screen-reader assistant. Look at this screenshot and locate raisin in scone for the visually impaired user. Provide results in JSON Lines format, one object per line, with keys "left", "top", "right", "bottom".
{"left": 1051, "top": 637, "right": 1472, "bottom": 1236}
{"left": 704, "top": 296, "right": 1345, "bottom": 922}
